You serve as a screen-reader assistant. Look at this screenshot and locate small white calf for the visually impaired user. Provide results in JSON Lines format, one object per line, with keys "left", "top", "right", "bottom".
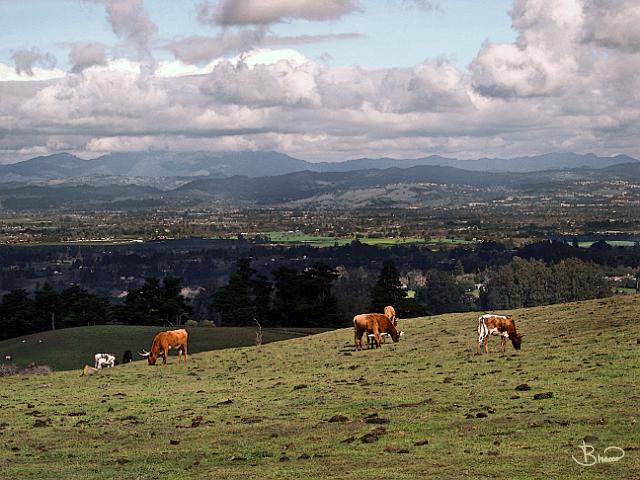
{"left": 367, "top": 330, "right": 404, "bottom": 347}
{"left": 94, "top": 353, "right": 116, "bottom": 369}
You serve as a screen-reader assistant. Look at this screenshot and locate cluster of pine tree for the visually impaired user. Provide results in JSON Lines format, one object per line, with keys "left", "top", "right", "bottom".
{"left": 0, "top": 278, "right": 192, "bottom": 340}
{"left": 211, "top": 259, "right": 424, "bottom": 328}
{"left": 480, "top": 257, "right": 611, "bottom": 309}
{"left": 212, "top": 260, "right": 341, "bottom": 327}
{"left": 0, "top": 284, "right": 109, "bottom": 340}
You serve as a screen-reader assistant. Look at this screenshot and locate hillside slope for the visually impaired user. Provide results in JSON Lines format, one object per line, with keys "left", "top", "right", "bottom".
{"left": 0, "top": 326, "right": 328, "bottom": 371}
{"left": 0, "top": 296, "right": 638, "bottom": 479}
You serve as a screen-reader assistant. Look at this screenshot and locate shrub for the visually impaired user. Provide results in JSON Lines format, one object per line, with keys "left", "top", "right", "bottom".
{"left": 21, "top": 363, "right": 52, "bottom": 375}
{"left": 0, "top": 364, "right": 18, "bottom": 377}
{"left": 184, "top": 319, "right": 199, "bottom": 328}
{"left": 200, "top": 320, "right": 215, "bottom": 327}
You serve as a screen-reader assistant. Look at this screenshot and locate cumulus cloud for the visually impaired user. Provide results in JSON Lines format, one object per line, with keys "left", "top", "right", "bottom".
{"left": 471, "top": 0, "right": 583, "bottom": 98}
{"left": 582, "top": 0, "right": 640, "bottom": 51}
{"left": 197, "top": 0, "right": 360, "bottom": 26}
{"left": 200, "top": 58, "right": 322, "bottom": 107}
{"left": 166, "top": 29, "right": 266, "bottom": 64}
{"left": 165, "top": 31, "right": 362, "bottom": 65}
{"left": 87, "top": 0, "right": 157, "bottom": 57}
{"left": 5, "top": 1, "right": 640, "bottom": 162}
{"left": 69, "top": 43, "right": 108, "bottom": 73}
{"left": 11, "top": 49, "right": 57, "bottom": 76}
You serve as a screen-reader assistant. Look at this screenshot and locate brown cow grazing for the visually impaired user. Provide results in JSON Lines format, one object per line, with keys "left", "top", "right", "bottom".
{"left": 384, "top": 305, "right": 397, "bottom": 326}
{"left": 139, "top": 329, "right": 188, "bottom": 365}
{"left": 353, "top": 313, "right": 401, "bottom": 350}
{"left": 477, "top": 314, "right": 522, "bottom": 354}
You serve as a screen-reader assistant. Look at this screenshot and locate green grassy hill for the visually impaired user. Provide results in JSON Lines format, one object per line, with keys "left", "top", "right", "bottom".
{"left": 1, "top": 295, "right": 639, "bottom": 479}
{"left": 0, "top": 326, "right": 328, "bottom": 371}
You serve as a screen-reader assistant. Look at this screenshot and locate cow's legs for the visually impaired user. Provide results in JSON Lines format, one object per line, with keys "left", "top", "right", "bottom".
{"left": 372, "top": 327, "right": 382, "bottom": 348}
{"left": 484, "top": 336, "right": 489, "bottom": 354}
{"left": 354, "top": 328, "right": 362, "bottom": 351}
{"left": 367, "top": 333, "right": 375, "bottom": 349}
{"left": 477, "top": 332, "right": 486, "bottom": 355}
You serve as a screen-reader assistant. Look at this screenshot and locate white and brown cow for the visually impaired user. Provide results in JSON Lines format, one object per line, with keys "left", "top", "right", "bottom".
{"left": 477, "top": 314, "right": 523, "bottom": 354}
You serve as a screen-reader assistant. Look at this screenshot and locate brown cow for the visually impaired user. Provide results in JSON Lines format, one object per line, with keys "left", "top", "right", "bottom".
{"left": 477, "top": 314, "right": 522, "bottom": 354}
{"left": 384, "top": 305, "right": 397, "bottom": 326}
{"left": 139, "top": 329, "right": 188, "bottom": 365}
{"left": 353, "top": 313, "right": 401, "bottom": 350}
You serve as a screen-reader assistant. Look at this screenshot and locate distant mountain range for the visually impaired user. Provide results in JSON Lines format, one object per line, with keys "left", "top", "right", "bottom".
{"left": 2, "top": 160, "right": 640, "bottom": 210}
{"left": 0, "top": 151, "right": 637, "bottom": 184}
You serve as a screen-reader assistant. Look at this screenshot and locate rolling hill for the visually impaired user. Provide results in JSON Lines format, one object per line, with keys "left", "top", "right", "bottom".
{"left": 2, "top": 159, "right": 640, "bottom": 210}
{"left": 0, "top": 151, "right": 636, "bottom": 184}
{"left": 0, "top": 295, "right": 638, "bottom": 479}
{"left": 0, "top": 326, "right": 328, "bottom": 371}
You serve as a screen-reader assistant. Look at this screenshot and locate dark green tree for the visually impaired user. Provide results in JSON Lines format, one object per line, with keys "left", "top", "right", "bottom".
{"left": 0, "top": 289, "right": 34, "bottom": 339}
{"left": 272, "top": 263, "right": 340, "bottom": 327}
{"left": 33, "top": 283, "right": 62, "bottom": 332}
{"left": 271, "top": 266, "right": 299, "bottom": 326}
{"left": 453, "top": 259, "right": 465, "bottom": 277}
{"left": 370, "top": 260, "right": 406, "bottom": 313}
{"left": 161, "top": 277, "right": 192, "bottom": 325}
{"left": 59, "top": 285, "right": 110, "bottom": 328}
{"left": 481, "top": 257, "right": 610, "bottom": 309}
{"left": 416, "top": 270, "right": 467, "bottom": 315}
{"left": 115, "top": 277, "right": 191, "bottom": 325}
{"left": 212, "top": 259, "right": 272, "bottom": 326}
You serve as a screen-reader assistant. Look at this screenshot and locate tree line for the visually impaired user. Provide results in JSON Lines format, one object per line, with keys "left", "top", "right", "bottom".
{"left": 0, "top": 254, "right": 614, "bottom": 340}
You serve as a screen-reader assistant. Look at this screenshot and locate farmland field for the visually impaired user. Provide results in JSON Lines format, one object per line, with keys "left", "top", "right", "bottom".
{"left": 0, "top": 295, "right": 638, "bottom": 479}
{"left": 263, "top": 231, "right": 472, "bottom": 247}
{"left": 0, "top": 326, "right": 328, "bottom": 371}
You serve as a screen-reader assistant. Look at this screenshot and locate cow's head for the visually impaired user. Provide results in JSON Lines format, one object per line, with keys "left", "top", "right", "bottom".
{"left": 510, "top": 333, "right": 523, "bottom": 350}
{"left": 387, "top": 323, "right": 402, "bottom": 343}
{"left": 138, "top": 349, "right": 158, "bottom": 365}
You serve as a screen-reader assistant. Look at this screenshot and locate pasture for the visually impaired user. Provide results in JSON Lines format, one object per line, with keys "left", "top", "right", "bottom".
{"left": 263, "top": 231, "right": 472, "bottom": 247}
{"left": 0, "top": 296, "right": 639, "bottom": 479}
{"left": 0, "top": 326, "right": 328, "bottom": 371}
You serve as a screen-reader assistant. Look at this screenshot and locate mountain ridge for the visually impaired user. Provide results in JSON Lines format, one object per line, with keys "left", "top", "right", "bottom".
{"left": 0, "top": 151, "right": 636, "bottom": 184}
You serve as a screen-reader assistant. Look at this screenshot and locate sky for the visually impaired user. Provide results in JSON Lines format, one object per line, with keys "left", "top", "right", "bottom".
{"left": 0, "top": 0, "right": 639, "bottom": 163}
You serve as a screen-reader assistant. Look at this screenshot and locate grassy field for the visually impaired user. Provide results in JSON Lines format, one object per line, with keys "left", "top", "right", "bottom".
{"left": 577, "top": 241, "right": 637, "bottom": 248}
{"left": 0, "top": 326, "right": 328, "bottom": 371}
{"left": 0, "top": 296, "right": 639, "bottom": 479}
{"left": 264, "top": 231, "right": 472, "bottom": 247}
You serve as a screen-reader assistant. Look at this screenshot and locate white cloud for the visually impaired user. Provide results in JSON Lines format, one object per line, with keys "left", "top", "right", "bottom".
{"left": 4, "top": 1, "right": 640, "bottom": 162}
{"left": 197, "top": 0, "right": 360, "bottom": 26}
{"left": 583, "top": 0, "right": 640, "bottom": 51}
{"left": 85, "top": 0, "right": 157, "bottom": 62}
{"left": 69, "top": 43, "right": 108, "bottom": 73}
{"left": 165, "top": 29, "right": 266, "bottom": 64}
{"left": 11, "top": 49, "right": 57, "bottom": 76}
{"left": 164, "top": 30, "right": 362, "bottom": 65}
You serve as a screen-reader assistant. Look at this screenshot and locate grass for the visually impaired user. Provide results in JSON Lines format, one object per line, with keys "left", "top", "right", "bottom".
{"left": 0, "top": 326, "right": 328, "bottom": 371}
{"left": 263, "top": 231, "right": 472, "bottom": 247}
{"left": 1, "top": 295, "right": 639, "bottom": 479}
{"left": 577, "top": 241, "right": 637, "bottom": 248}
